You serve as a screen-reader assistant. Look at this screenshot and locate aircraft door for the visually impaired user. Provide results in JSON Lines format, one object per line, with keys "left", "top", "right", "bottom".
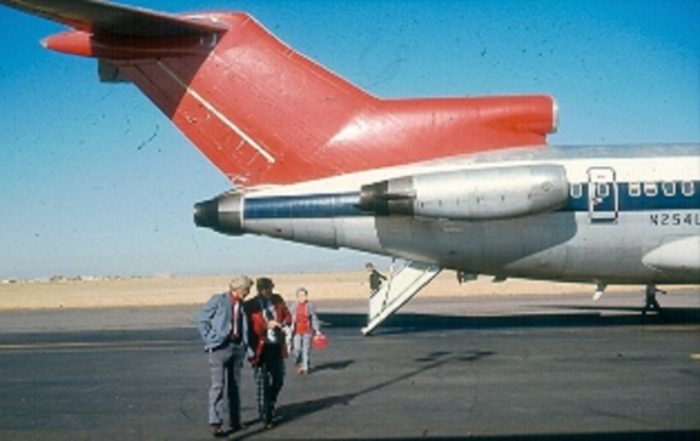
{"left": 587, "top": 167, "right": 618, "bottom": 222}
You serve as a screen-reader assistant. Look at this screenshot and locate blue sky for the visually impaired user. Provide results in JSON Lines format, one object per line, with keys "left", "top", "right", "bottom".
{"left": 0, "top": 0, "right": 698, "bottom": 279}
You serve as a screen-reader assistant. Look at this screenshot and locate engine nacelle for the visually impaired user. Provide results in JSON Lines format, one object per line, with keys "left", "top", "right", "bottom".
{"left": 360, "top": 164, "right": 569, "bottom": 220}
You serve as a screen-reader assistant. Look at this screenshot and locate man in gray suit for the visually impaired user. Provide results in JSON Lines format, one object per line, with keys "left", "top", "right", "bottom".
{"left": 197, "top": 275, "right": 254, "bottom": 437}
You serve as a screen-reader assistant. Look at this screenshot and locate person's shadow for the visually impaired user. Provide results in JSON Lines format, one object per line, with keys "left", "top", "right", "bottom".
{"left": 233, "top": 350, "right": 493, "bottom": 439}
{"left": 311, "top": 359, "right": 354, "bottom": 373}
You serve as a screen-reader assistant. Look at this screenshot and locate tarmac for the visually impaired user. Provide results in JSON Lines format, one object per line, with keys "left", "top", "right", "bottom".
{"left": 0, "top": 290, "right": 698, "bottom": 440}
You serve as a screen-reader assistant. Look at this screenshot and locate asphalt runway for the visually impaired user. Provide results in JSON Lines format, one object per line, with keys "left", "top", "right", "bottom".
{"left": 0, "top": 291, "right": 698, "bottom": 441}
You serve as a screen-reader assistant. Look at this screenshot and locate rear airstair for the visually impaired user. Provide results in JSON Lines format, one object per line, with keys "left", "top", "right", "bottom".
{"left": 361, "top": 260, "right": 442, "bottom": 335}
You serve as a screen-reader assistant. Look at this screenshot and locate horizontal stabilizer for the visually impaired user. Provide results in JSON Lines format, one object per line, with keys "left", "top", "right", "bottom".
{"left": 0, "top": 0, "right": 228, "bottom": 38}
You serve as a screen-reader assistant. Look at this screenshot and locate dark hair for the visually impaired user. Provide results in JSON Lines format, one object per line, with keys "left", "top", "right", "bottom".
{"left": 256, "top": 277, "right": 274, "bottom": 290}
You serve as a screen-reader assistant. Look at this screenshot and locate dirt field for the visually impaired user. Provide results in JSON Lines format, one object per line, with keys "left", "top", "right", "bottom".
{"left": 1, "top": 271, "right": 695, "bottom": 310}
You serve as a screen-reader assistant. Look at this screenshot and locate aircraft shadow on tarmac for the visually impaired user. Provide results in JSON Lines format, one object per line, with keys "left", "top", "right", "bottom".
{"left": 319, "top": 306, "right": 700, "bottom": 335}
{"left": 233, "top": 347, "right": 698, "bottom": 441}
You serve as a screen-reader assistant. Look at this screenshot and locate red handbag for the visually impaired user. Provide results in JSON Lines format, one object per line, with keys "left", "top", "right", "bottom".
{"left": 311, "top": 333, "right": 329, "bottom": 350}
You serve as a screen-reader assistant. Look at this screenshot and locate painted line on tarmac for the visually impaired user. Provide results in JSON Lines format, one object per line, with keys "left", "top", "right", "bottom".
{"left": 0, "top": 340, "right": 190, "bottom": 352}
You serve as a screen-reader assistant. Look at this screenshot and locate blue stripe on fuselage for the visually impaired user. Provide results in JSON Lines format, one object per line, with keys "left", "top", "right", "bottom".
{"left": 244, "top": 192, "right": 364, "bottom": 219}
{"left": 566, "top": 182, "right": 700, "bottom": 212}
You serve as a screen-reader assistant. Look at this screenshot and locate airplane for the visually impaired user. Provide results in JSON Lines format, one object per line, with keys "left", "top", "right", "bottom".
{"left": 2, "top": 0, "right": 698, "bottom": 334}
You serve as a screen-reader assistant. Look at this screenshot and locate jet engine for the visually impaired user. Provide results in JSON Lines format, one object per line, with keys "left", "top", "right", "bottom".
{"left": 359, "top": 164, "right": 569, "bottom": 220}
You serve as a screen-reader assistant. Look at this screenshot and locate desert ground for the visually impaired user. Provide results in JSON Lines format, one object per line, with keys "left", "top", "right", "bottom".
{"left": 1, "top": 270, "right": 697, "bottom": 310}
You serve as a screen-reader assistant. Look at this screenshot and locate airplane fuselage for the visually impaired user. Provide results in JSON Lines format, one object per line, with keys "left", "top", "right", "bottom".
{"left": 196, "top": 143, "right": 700, "bottom": 285}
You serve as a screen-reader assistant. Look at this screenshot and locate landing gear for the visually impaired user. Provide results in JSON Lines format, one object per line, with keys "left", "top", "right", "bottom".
{"left": 593, "top": 282, "right": 607, "bottom": 301}
{"left": 643, "top": 284, "right": 666, "bottom": 317}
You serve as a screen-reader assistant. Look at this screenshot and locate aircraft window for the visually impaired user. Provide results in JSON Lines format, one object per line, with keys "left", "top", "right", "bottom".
{"left": 570, "top": 183, "right": 583, "bottom": 198}
{"left": 596, "top": 183, "right": 609, "bottom": 198}
{"left": 628, "top": 182, "right": 641, "bottom": 197}
{"left": 681, "top": 181, "right": 695, "bottom": 197}
{"left": 643, "top": 182, "right": 658, "bottom": 197}
{"left": 661, "top": 182, "right": 676, "bottom": 197}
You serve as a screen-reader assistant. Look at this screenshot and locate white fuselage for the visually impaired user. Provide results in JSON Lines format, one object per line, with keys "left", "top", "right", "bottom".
{"left": 209, "top": 144, "right": 700, "bottom": 285}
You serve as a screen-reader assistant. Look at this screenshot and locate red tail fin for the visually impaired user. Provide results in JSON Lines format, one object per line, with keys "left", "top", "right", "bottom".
{"left": 11, "top": 1, "right": 557, "bottom": 187}
{"left": 114, "top": 13, "right": 379, "bottom": 187}
{"left": 114, "top": 13, "right": 556, "bottom": 187}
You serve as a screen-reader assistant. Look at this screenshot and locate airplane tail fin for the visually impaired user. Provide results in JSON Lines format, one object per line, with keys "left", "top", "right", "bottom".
{"left": 6, "top": 0, "right": 557, "bottom": 187}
